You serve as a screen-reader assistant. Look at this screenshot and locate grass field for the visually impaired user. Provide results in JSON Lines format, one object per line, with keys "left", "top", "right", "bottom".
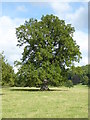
{"left": 1, "top": 85, "right": 88, "bottom": 118}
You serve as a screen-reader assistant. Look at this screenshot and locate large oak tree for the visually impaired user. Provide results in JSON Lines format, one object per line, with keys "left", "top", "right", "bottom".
{"left": 16, "top": 14, "right": 82, "bottom": 89}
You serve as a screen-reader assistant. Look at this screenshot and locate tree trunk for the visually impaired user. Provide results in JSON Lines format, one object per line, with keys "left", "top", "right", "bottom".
{"left": 40, "top": 79, "right": 50, "bottom": 91}
{"left": 40, "top": 84, "right": 49, "bottom": 91}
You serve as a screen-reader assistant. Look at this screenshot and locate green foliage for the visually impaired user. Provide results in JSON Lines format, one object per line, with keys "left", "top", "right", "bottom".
{"left": 82, "top": 64, "right": 90, "bottom": 86}
{"left": 65, "top": 80, "right": 74, "bottom": 88}
{"left": 69, "top": 66, "right": 83, "bottom": 79}
{"left": 0, "top": 53, "right": 15, "bottom": 86}
{"left": 67, "top": 64, "right": 90, "bottom": 85}
{"left": 81, "top": 76, "right": 88, "bottom": 85}
{"left": 15, "top": 14, "right": 81, "bottom": 87}
{"left": 15, "top": 63, "right": 42, "bottom": 87}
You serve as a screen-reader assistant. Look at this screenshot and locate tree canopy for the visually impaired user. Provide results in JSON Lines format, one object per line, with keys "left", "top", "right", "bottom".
{"left": 15, "top": 14, "right": 82, "bottom": 87}
{"left": 67, "top": 65, "right": 89, "bottom": 85}
{"left": 0, "top": 53, "right": 15, "bottom": 86}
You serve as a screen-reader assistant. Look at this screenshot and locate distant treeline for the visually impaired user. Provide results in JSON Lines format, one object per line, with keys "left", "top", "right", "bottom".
{"left": 0, "top": 53, "right": 89, "bottom": 87}
{"left": 67, "top": 65, "right": 89, "bottom": 85}
{"left": 0, "top": 53, "right": 15, "bottom": 86}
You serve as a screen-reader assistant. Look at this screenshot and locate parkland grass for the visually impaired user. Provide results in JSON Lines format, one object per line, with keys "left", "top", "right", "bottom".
{"left": 1, "top": 85, "right": 88, "bottom": 118}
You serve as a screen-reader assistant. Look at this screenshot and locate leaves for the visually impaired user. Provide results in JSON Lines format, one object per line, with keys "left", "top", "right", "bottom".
{"left": 15, "top": 14, "right": 82, "bottom": 87}
{"left": 0, "top": 53, "right": 15, "bottom": 86}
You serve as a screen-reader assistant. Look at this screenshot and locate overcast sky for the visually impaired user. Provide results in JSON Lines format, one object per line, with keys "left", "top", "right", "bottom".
{"left": 0, "top": 1, "right": 88, "bottom": 72}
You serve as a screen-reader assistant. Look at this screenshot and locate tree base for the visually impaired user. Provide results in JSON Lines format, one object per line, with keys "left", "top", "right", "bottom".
{"left": 40, "top": 85, "right": 50, "bottom": 91}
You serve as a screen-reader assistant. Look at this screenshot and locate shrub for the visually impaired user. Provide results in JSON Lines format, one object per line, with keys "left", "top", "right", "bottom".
{"left": 81, "top": 76, "right": 88, "bottom": 85}
{"left": 65, "top": 80, "right": 74, "bottom": 88}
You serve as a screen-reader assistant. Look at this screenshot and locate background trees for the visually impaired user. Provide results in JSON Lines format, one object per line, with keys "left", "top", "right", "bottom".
{"left": 67, "top": 65, "right": 89, "bottom": 85}
{"left": 0, "top": 53, "right": 15, "bottom": 86}
{"left": 0, "top": 52, "right": 89, "bottom": 87}
{"left": 15, "top": 14, "right": 82, "bottom": 88}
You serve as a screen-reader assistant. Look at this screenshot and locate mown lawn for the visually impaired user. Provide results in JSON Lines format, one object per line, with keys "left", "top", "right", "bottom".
{"left": 1, "top": 85, "right": 88, "bottom": 118}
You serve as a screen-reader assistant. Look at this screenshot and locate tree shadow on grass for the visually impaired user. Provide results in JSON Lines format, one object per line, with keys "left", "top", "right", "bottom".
{"left": 10, "top": 88, "right": 68, "bottom": 92}
{"left": 0, "top": 93, "right": 4, "bottom": 95}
